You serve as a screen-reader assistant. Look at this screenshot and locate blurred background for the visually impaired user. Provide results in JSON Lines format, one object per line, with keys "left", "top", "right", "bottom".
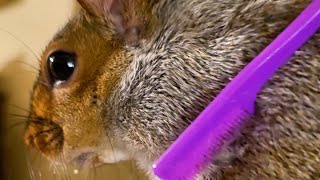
{"left": 0, "top": 0, "right": 146, "bottom": 179}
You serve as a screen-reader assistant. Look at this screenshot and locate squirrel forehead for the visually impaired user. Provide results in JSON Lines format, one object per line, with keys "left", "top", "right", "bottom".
{"left": 51, "top": 11, "right": 115, "bottom": 48}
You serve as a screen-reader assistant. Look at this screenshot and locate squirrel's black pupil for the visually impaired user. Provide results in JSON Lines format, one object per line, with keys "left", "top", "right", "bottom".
{"left": 47, "top": 51, "right": 76, "bottom": 84}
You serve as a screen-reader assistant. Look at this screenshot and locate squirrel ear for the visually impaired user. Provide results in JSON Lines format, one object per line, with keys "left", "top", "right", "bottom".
{"left": 77, "top": 0, "right": 155, "bottom": 45}
{"left": 77, "top": 0, "right": 124, "bottom": 32}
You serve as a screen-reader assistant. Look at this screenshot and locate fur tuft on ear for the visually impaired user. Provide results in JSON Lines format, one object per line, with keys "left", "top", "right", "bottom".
{"left": 77, "top": 0, "right": 156, "bottom": 45}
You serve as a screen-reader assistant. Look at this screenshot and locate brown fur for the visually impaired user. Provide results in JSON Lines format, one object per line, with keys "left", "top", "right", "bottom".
{"left": 24, "top": 0, "right": 320, "bottom": 179}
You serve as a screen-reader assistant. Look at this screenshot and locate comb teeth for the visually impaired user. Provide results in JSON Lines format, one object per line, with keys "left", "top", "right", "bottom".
{"left": 153, "top": 103, "right": 253, "bottom": 180}
{"left": 206, "top": 108, "right": 250, "bottom": 154}
{"left": 211, "top": 109, "right": 249, "bottom": 148}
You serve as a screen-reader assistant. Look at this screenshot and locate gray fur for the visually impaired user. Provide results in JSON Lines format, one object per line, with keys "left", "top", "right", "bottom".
{"left": 108, "top": 0, "right": 320, "bottom": 179}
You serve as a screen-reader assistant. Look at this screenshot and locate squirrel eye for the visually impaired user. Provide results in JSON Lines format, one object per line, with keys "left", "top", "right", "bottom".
{"left": 47, "top": 51, "right": 76, "bottom": 86}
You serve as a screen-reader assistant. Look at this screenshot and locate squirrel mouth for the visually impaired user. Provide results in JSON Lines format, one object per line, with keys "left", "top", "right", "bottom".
{"left": 72, "top": 152, "right": 105, "bottom": 169}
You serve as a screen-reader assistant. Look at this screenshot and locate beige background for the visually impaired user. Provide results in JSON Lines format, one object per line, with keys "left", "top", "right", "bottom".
{"left": 0, "top": 0, "right": 146, "bottom": 179}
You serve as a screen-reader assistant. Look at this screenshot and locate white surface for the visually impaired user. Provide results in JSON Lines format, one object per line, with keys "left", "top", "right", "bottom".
{"left": 0, "top": 0, "right": 74, "bottom": 69}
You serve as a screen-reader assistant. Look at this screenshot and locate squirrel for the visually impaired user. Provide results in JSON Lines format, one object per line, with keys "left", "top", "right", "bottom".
{"left": 24, "top": 0, "right": 320, "bottom": 179}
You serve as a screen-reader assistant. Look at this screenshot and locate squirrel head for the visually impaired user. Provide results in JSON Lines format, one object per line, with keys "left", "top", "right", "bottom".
{"left": 24, "top": 0, "right": 157, "bottom": 166}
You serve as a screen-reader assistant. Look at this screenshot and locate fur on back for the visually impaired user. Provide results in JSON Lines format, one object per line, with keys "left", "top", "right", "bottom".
{"left": 109, "top": 0, "right": 320, "bottom": 179}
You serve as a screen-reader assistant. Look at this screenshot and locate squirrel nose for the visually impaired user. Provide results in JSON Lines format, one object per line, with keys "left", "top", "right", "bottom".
{"left": 24, "top": 120, "right": 64, "bottom": 158}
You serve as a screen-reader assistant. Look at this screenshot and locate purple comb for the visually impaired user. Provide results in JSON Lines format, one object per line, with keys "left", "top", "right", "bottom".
{"left": 153, "top": 1, "right": 320, "bottom": 179}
